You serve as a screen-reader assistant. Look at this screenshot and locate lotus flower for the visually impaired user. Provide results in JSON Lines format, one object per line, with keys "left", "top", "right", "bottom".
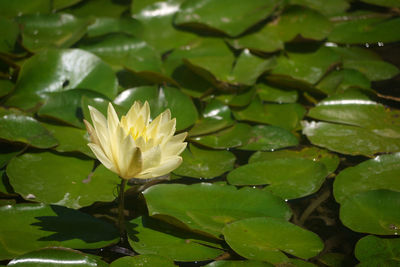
{"left": 84, "top": 102, "right": 187, "bottom": 179}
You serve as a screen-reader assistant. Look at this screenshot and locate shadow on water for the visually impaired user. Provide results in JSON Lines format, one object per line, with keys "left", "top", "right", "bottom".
{"left": 32, "top": 205, "right": 118, "bottom": 243}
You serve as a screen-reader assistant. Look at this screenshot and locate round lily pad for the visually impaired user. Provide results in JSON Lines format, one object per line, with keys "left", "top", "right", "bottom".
{"left": 204, "top": 260, "right": 273, "bottom": 266}
{"left": 238, "top": 125, "right": 299, "bottom": 151}
{"left": 0, "top": 113, "right": 58, "bottom": 149}
{"left": 143, "top": 183, "right": 291, "bottom": 237}
{"left": 173, "top": 144, "right": 236, "bottom": 179}
{"left": 0, "top": 203, "right": 118, "bottom": 260}
{"left": 0, "top": 17, "right": 19, "bottom": 53}
{"left": 7, "top": 247, "right": 108, "bottom": 267}
{"left": 16, "top": 13, "right": 88, "bottom": 52}
{"left": 256, "top": 83, "right": 298, "bottom": 103}
{"left": 110, "top": 255, "right": 177, "bottom": 267}
{"left": 340, "top": 189, "right": 400, "bottom": 235}
{"left": 227, "top": 158, "right": 328, "bottom": 200}
{"left": 334, "top": 153, "right": 400, "bottom": 203}
{"left": 222, "top": 217, "right": 324, "bottom": 263}
{"left": 127, "top": 216, "right": 223, "bottom": 261}
{"left": 5, "top": 49, "right": 118, "bottom": 110}
{"left": 7, "top": 152, "right": 120, "bottom": 209}
{"left": 174, "top": 0, "right": 279, "bottom": 36}
{"left": 355, "top": 235, "right": 400, "bottom": 265}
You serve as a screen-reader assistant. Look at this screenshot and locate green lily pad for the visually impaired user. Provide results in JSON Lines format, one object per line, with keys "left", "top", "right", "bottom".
{"left": 249, "top": 146, "right": 339, "bottom": 174}
{"left": 42, "top": 123, "right": 93, "bottom": 157}
{"left": 238, "top": 125, "right": 299, "bottom": 151}
{"left": 173, "top": 144, "right": 236, "bottom": 179}
{"left": 216, "top": 87, "right": 256, "bottom": 107}
{"left": 227, "top": 158, "right": 328, "bottom": 200}
{"left": 7, "top": 247, "right": 108, "bottom": 267}
{"left": 343, "top": 60, "right": 399, "bottom": 82}
{"left": 307, "top": 90, "right": 400, "bottom": 134}
{"left": 114, "top": 86, "right": 198, "bottom": 131}
{"left": 316, "top": 69, "right": 371, "bottom": 95}
{"left": 0, "top": 79, "right": 14, "bottom": 98}
{"left": 355, "top": 235, "right": 400, "bottom": 265}
{"left": 110, "top": 255, "right": 177, "bottom": 267}
{"left": 78, "top": 34, "right": 163, "bottom": 74}
{"left": 204, "top": 260, "right": 273, "bottom": 266}
{"left": 38, "top": 89, "right": 110, "bottom": 128}
{"left": 0, "top": 112, "right": 58, "bottom": 149}
{"left": 190, "top": 123, "right": 253, "bottom": 149}
{"left": 87, "top": 17, "right": 139, "bottom": 37}
{"left": 53, "top": 0, "right": 83, "bottom": 10}
{"left": 233, "top": 98, "right": 306, "bottom": 130}
{"left": 302, "top": 121, "right": 400, "bottom": 156}
{"left": 143, "top": 183, "right": 291, "bottom": 237}
{"left": 5, "top": 49, "right": 118, "bottom": 110}
{"left": 328, "top": 15, "right": 400, "bottom": 44}
{"left": 0, "top": 203, "right": 118, "bottom": 260}
{"left": 0, "top": 169, "right": 15, "bottom": 195}
{"left": 256, "top": 83, "right": 298, "bottom": 103}
{"left": 340, "top": 189, "right": 400, "bottom": 235}
{"left": 7, "top": 152, "right": 119, "bottom": 209}
{"left": 270, "top": 46, "right": 340, "bottom": 85}
{"left": 228, "top": 50, "right": 276, "bottom": 86}
{"left": 174, "top": 0, "right": 279, "bottom": 37}
{"left": 67, "top": 0, "right": 129, "bottom": 18}
{"left": 0, "top": 0, "right": 51, "bottom": 18}
{"left": 0, "top": 144, "right": 23, "bottom": 169}
{"left": 131, "top": 0, "right": 197, "bottom": 52}
{"left": 289, "top": 0, "right": 349, "bottom": 16}
{"left": 275, "top": 5, "right": 332, "bottom": 42}
{"left": 222, "top": 217, "right": 324, "bottom": 263}
{"left": 334, "top": 153, "right": 400, "bottom": 203}
{"left": 227, "top": 23, "right": 283, "bottom": 53}
{"left": 16, "top": 13, "right": 88, "bottom": 52}
{"left": 189, "top": 100, "right": 234, "bottom": 137}
{"left": 164, "top": 38, "right": 235, "bottom": 86}
{"left": 0, "top": 17, "right": 19, "bottom": 53}
{"left": 127, "top": 216, "right": 223, "bottom": 261}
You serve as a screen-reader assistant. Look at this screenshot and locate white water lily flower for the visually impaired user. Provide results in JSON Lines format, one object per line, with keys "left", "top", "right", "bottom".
{"left": 84, "top": 101, "right": 187, "bottom": 179}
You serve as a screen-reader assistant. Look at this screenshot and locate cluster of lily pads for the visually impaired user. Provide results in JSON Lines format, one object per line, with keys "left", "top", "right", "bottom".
{"left": 0, "top": 0, "right": 400, "bottom": 266}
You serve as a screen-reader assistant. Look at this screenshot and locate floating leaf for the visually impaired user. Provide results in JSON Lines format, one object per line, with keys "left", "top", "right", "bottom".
{"left": 227, "top": 158, "right": 328, "bottom": 199}
{"left": 0, "top": 17, "right": 18, "bottom": 53}
{"left": 343, "top": 60, "right": 399, "bottom": 82}
{"left": 0, "top": 0, "right": 51, "bottom": 18}
{"left": 42, "top": 123, "right": 93, "bottom": 157}
{"left": 173, "top": 144, "right": 236, "bottom": 179}
{"left": 0, "top": 112, "right": 58, "bottom": 149}
{"left": 190, "top": 123, "right": 253, "bottom": 149}
{"left": 16, "top": 13, "right": 88, "bottom": 52}
{"left": 289, "top": 0, "right": 349, "bottom": 16}
{"left": 131, "top": 0, "right": 196, "bottom": 52}
{"left": 249, "top": 146, "right": 339, "bottom": 174}
{"left": 238, "top": 125, "right": 298, "bottom": 151}
{"left": 127, "top": 216, "right": 223, "bottom": 261}
{"left": 340, "top": 189, "right": 400, "bottom": 235}
{"left": 110, "top": 255, "right": 177, "bottom": 267}
{"left": 216, "top": 88, "right": 256, "bottom": 107}
{"left": 174, "top": 0, "right": 279, "bottom": 36}
{"left": 143, "top": 183, "right": 291, "bottom": 237}
{"left": 205, "top": 260, "right": 273, "bottom": 267}
{"left": 270, "top": 46, "right": 340, "bottom": 85}
{"left": 360, "top": 0, "right": 400, "bottom": 7}
{"left": 0, "top": 79, "right": 14, "bottom": 98}
{"left": 0, "top": 203, "right": 118, "bottom": 260}
{"left": 302, "top": 121, "right": 400, "bottom": 156}
{"left": 5, "top": 49, "right": 118, "bottom": 110}
{"left": 7, "top": 247, "right": 108, "bottom": 267}
{"left": 7, "top": 152, "right": 119, "bottom": 209}
{"left": 256, "top": 83, "right": 298, "bottom": 103}
{"left": 79, "top": 34, "right": 163, "bottom": 74}
{"left": 114, "top": 86, "right": 198, "bottom": 131}
{"left": 316, "top": 69, "right": 371, "bottom": 95}
{"left": 274, "top": 6, "right": 332, "bottom": 41}
{"left": 222, "top": 217, "right": 324, "bottom": 263}
{"left": 328, "top": 15, "right": 400, "bottom": 44}
{"left": 334, "top": 153, "right": 400, "bottom": 203}
{"left": 233, "top": 98, "right": 306, "bottom": 130}
{"left": 355, "top": 235, "right": 400, "bottom": 265}
{"left": 189, "top": 100, "right": 234, "bottom": 137}
{"left": 87, "top": 17, "right": 138, "bottom": 37}
{"left": 67, "top": 0, "right": 129, "bottom": 18}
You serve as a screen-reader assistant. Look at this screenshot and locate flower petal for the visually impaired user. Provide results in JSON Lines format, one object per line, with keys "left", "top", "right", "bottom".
{"left": 88, "top": 105, "right": 112, "bottom": 158}
{"left": 136, "top": 156, "right": 182, "bottom": 179}
{"left": 142, "top": 145, "right": 162, "bottom": 170}
{"left": 88, "top": 143, "right": 116, "bottom": 172}
{"left": 84, "top": 119, "right": 100, "bottom": 146}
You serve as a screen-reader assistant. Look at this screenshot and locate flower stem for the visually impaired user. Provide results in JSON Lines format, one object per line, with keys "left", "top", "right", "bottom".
{"left": 118, "top": 179, "right": 127, "bottom": 243}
